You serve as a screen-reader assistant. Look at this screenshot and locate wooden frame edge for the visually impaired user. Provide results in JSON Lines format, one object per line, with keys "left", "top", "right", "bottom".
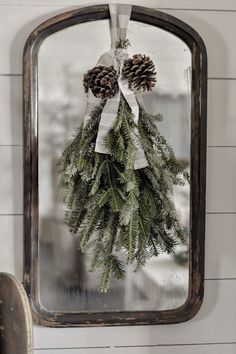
{"left": 23, "top": 4, "right": 207, "bottom": 327}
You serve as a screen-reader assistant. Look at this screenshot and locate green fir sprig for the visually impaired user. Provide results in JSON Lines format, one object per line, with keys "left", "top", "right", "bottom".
{"left": 59, "top": 94, "right": 188, "bottom": 292}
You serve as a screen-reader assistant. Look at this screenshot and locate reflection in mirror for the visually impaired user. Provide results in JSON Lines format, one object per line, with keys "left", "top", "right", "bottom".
{"left": 38, "top": 19, "right": 191, "bottom": 313}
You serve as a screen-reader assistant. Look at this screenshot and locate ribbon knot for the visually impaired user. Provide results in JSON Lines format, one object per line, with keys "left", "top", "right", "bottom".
{"left": 114, "top": 48, "right": 129, "bottom": 63}
{"left": 84, "top": 4, "right": 148, "bottom": 170}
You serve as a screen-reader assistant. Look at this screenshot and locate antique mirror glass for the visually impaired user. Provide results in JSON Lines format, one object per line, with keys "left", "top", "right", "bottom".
{"left": 23, "top": 5, "right": 207, "bottom": 326}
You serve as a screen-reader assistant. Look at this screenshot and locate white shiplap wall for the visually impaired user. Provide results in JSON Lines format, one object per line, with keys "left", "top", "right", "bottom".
{"left": 0, "top": 1, "right": 236, "bottom": 353}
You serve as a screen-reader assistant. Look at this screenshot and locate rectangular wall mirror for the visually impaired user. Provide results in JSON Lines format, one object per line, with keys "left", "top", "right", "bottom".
{"left": 23, "top": 4, "right": 207, "bottom": 327}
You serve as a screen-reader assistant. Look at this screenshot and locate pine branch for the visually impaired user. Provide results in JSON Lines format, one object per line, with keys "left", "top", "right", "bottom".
{"left": 59, "top": 89, "right": 188, "bottom": 292}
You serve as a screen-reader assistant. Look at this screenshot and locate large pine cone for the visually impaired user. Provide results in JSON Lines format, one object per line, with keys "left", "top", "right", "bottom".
{"left": 123, "top": 54, "right": 156, "bottom": 91}
{"left": 83, "top": 65, "right": 119, "bottom": 100}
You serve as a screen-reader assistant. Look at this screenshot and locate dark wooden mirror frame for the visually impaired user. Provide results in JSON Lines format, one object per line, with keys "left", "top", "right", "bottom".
{"left": 23, "top": 4, "right": 207, "bottom": 327}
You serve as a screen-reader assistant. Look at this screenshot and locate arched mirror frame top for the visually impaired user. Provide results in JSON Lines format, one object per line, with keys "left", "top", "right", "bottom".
{"left": 23, "top": 4, "right": 207, "bottom": 327}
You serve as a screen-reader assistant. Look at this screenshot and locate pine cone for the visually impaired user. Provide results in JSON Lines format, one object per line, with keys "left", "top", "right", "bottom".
{"left": 123, "top": 54, "right": 156, "bottom": 91}
{"left": 83, "top": 65, "right": 119, "bottom": 99}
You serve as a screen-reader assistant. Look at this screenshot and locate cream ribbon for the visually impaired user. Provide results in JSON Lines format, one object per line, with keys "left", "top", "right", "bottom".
{"left": 84, "top": 4, "right": 148, "bottom": 169}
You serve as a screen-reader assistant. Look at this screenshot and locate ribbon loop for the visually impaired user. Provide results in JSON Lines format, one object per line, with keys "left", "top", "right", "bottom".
{"left": 85, "top": 4, "right": 148, "bottom": 170}
{"left": 109, "top": 4, "right": 132, "bottom": 47}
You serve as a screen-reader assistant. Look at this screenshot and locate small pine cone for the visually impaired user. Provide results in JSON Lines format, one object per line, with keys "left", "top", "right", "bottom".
{"left": 123, "top": 54, "right": 157, "bottom": 92}
{"left": 83, "top": 65, "right": 119, "bottom": 100}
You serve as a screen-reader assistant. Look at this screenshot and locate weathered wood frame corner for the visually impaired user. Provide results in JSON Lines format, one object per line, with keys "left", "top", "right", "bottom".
{"left": 23, "top": 4, "right": 207, "bottom": 327}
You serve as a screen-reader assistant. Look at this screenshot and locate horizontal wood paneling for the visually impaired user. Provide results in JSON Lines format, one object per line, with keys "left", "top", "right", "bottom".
{"left": 33, "top": 279, "right": 236, "bottom": 348}
{"left": 35, "top": 349, "right": 110, "bottom": 354}
{"left": 35, "top": 343, "right": 236, "bottom": 354}
{"left": 112, "top": 344, "right": 236, "bottom": 354}
{"left": 206, "top": 147, "right": 236, "bottom": 213}
{"left": 0, "top": 7, "right": 235, "bottom": 78}
{"left": 0, "top": 146, "right": 22, "bottom": 214}
{"left": 0, "top": 215, "right": 23, "bottom": 280}
{"left": 0, "top": 76, "right": 22, "bottom": 145}
{"left": 208, "top": 80, "right": 236, "bottom": 146}
{"left": 206, "top": 214, "right": 236, "bottom": 279}
{"left": 0, "top": 0, "right": 236, "bottom": 10}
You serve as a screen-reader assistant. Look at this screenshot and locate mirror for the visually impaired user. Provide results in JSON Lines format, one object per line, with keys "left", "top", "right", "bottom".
{"left": 23, "top": 5, "right": 207, "bottom": 326}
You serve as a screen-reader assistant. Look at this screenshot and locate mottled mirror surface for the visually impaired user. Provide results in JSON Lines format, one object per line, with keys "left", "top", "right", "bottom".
{"left": 38, "top": 19, "right": 191, "bottom": 312}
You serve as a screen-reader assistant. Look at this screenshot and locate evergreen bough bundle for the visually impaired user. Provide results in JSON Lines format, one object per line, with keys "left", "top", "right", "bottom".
{"left": 59, "top": 91, "right": 188, "bottom": 292}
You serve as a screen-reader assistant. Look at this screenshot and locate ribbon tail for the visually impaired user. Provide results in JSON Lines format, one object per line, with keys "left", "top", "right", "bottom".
{"left": 95, "top": 91, "right": 120, "bottom": 154}
{"left": 118, "top": 77, "right": 148, "bottom": 169}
